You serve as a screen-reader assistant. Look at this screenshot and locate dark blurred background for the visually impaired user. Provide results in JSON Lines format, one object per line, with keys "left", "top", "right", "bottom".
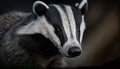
{"left": 0, "top": 0, "right": 120, "bottom": 67}
{"left": 0, "top": 0, "right": 85, "bottom": 15}
{"left": 0, "top": 0, "right": 119, "bottom": 15}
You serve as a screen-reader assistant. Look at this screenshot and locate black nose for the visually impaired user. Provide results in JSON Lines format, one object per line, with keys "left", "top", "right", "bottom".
{"left": 68, "top": 47, "right": 81, "bottom": 58}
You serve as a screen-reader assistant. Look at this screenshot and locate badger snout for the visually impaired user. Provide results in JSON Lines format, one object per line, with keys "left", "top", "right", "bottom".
{"left": 68, "top": 47, "right": 81, "bottom": 58}
{"left": 61, "top": 44, "right": 82, "bottom": 58}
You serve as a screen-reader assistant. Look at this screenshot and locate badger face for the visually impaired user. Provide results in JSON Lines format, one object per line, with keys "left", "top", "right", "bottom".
{"left": 17, "top": 1, "right": 87, "bottom": 58}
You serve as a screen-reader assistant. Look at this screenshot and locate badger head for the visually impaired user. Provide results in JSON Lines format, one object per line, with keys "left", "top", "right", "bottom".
{"left": 17, "top": 1, "right": 88, "bottom": 59}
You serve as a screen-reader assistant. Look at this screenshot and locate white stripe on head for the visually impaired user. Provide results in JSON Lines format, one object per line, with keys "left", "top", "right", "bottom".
{"left": 80, "top": 16, "right": 86, "bottom": 43}
{"left": 64, "top": 6, "right": 77, "bottom": 41}
{"left": 17, "top": 16, "right": 61, "bottom": 48}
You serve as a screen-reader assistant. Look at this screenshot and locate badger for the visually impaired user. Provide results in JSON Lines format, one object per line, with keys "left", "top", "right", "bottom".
{"left": 0, "top": 0, "right": 88, "bottom": 68}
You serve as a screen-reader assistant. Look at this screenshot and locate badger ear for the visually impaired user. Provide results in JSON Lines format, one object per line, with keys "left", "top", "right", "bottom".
{"left": 33, "top": 1, "right": 49, "bottom": 16}
{"left": 75, "top": 0, "right": 88, "bottom": 15}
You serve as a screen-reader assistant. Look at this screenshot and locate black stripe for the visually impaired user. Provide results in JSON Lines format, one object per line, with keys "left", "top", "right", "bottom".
{"left": 71, "top": 7, "right": 82, "bottom": 42}
{"left": 81, "top": 3, "right": 88, "bottom": 15}
{"left": 45, "top": 5, "right": 67, "bottom": 46}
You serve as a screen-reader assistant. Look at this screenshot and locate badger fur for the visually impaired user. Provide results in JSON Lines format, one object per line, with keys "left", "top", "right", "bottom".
{"left": 0, "top": 12, "right": 28, "bottom": 39}
{"left": 0, "top": 0, "right": 88, "bottom": 68}
{"left": 0, "top": 12, "right": 34, "bottom": 64}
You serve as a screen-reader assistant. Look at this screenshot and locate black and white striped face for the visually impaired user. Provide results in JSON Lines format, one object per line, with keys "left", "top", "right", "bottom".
{"left": 17, "top": 1, "right": 87, "bottom": 58}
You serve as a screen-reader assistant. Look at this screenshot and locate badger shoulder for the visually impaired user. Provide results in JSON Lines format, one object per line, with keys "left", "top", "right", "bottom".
{"left": 0, "top": 11, "right": 30, "bottom": 39}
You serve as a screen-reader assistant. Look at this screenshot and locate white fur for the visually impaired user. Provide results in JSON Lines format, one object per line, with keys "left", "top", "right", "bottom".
{"left": 65, "top": 6, "right": 77, "bottom": 41}
{"left": 80, "top": 16, "right": 86, "bottom": 43}
{"left": 17, "top": 16, "right": 61, "bottom": 48}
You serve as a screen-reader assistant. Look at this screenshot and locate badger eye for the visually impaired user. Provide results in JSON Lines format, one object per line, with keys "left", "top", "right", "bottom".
{"left": 57, "top": 28, "right": 60, "bottom": 31}
{"left": 55, "top": 26, "right": 61, "bottom": 32}
{"left": 77, "top": 29, "right": 80, "bottom": 33}
{"left": 56, "top": 27, "right": 61, "bottom": 32}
